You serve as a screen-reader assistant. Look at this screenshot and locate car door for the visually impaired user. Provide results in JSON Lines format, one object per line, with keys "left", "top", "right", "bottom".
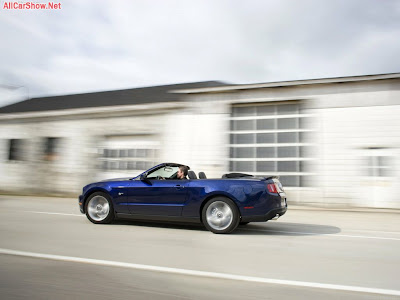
{"left": 127, "top": 179, "right": 189, "bottom": 216}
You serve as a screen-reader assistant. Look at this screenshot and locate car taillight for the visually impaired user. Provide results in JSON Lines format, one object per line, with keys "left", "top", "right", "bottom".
{"left": 267, "top": 179, "right": 284, "bottom": 194}
{"left": 267, "top": 183, "right": 278, "bottom": 193}
{"left": 273, "top": 179, "right": 284, "bottom": 193}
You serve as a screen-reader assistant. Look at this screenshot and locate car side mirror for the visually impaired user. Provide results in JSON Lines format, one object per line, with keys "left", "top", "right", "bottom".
{"left": 140, "top": 173, "right": 151, "bottom": 185}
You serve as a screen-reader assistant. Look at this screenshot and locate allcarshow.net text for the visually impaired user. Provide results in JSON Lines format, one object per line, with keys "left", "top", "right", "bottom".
{"left": 3, "top": 2, "right": 61, "bottom": 9}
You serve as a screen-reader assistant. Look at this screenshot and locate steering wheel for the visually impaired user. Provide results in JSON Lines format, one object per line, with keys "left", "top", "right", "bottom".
{"left": 156, "top": 176, "right": 165, "bottom": 180}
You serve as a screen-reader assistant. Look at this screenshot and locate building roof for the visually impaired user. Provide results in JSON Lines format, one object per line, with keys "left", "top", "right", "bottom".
{"left": 2, "top": 73, "right": 399, "bottom": 114}
{"left": 171, "top": 73, "right": 400, "bottom": 94}
{"left": 0, "top": 81, "right": 226, "bottom": 114}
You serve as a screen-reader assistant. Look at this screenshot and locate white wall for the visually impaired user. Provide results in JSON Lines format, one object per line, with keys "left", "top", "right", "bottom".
{"left": 161, "top": 113, "right": 229, "bottom": 178}
{"left": 314, "top": 103, "right": 400, "bottom": 208}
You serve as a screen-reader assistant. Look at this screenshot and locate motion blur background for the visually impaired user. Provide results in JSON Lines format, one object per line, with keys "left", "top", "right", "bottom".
{"left": 1, "top": 0, "right": 400, "bottom": 208}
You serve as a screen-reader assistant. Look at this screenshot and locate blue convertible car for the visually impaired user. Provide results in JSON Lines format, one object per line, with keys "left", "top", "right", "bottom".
{"left": 79, "top": 163, "right": 287, "bottom": 234}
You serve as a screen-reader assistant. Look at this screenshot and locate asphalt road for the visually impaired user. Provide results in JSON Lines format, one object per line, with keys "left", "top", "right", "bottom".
{"left": 0, "top": 196, "right": 399, "bottom": 299}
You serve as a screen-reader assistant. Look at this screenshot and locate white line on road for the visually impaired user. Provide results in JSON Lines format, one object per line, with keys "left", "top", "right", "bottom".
{"left": 0, "top": 248, "right": 399, "bottom": 297}
{"left": 23, "top": 211, "right": 84, "bottom": 217}
{"left": 326, "top": 233, "right": 400, "bottom": 241}
{"left": 344, "top": 229, "right": 400, "bottom": 235}
{"left": 240, "top": 228, "right": 400, "bottom": 241}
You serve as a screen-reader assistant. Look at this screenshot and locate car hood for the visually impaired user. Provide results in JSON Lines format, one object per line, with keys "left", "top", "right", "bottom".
{"left": 99, "top": 177, "right": 132, "bottom": 182}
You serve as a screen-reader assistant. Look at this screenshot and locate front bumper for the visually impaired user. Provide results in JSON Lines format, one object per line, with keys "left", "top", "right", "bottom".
{"left": 78, "top": 194, "right": 84, "bottom": 214}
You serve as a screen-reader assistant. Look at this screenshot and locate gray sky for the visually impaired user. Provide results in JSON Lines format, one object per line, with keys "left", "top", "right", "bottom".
{"left": 0, "top": 0, "right": 399, "bottom": 107}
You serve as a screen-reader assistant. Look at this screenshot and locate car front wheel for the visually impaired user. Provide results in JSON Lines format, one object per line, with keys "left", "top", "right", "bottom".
{"left": 202, "top": 197, "right": 240, "bottom": 234}
{"left": 85, "top": 192, "right": 115, "bottom": 224}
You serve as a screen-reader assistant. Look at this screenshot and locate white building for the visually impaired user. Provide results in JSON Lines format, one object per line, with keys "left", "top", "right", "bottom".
{"left": 1, "top": 74, "right": 400, "bottom": 208}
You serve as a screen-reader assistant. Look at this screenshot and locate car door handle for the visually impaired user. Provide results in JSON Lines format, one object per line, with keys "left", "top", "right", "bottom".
{"left": 175, "top": 185, "right": 185, "bottom": 190}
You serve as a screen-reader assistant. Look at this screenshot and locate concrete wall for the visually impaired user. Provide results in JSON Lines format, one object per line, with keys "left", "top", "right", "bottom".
{"left": 186, "top": 79, "right": 400, "bottom": 208}
{"left": 314, "top": 104, "right": 400, "bottom": 208}
{"left": 0, "top": 112, "right": 168, "bottom": 195}
{"left": 160, "top": 97, "right": 230, "bottom": 178}
{"left": 0, "top": 102, "right": 231, "bottom": 195}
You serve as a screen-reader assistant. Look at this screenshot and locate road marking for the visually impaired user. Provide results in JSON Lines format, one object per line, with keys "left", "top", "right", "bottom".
{"left": 0, "top": 248, "right": 399, "bottom": 297}
{"left": 345, "top": 229, "right": 400, "bottom": 235}
{"left": 240, "top": 228, "right": 400, "bottom": 241}
{"left": 329, "top": 233, "right": 400, "bottom": 241}
{"left": 23, "top": 211, "right": 84, "bottom": 217}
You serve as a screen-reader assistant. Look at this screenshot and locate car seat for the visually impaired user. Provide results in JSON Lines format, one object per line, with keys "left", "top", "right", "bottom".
{"left": 188, "top": 170, "right": 197, "bottom": 179}
{"left": 198, "top": 172, "right": 207, "bottom": 179}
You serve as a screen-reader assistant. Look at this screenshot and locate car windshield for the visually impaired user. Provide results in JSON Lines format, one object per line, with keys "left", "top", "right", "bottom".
{"left": 146, "top": 166, "right": 180, "bottom": 179}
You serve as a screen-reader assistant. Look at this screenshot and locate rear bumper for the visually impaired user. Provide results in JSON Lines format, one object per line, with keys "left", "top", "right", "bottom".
{"left": 241, "top": 205, "right": 287, "bottom": 222}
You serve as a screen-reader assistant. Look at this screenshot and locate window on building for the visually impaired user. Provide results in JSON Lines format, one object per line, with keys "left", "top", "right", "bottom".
{"left": 366, "top": 153, "right": 392, "bottom": 177}
{"left": 99, "top": 136, "right": 159, "bottom": 173}
{"left": 100, "top": 148, "right": 157, "bottom": 171}
{"left": 229, "top": 102, "right": 314, "bottom": 187}
{"left": 43, "top": 137, "right": 61, "bottom": 161}
{"left": 8, "top": 139, "right": 25, "bottom": 161}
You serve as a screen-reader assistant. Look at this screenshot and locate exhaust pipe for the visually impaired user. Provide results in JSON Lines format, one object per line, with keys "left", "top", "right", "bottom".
{"left": 272, "top": 214, "right": 280, "bottom": 220}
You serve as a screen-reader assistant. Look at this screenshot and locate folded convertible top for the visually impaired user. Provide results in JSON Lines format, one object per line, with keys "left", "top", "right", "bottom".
{"left": 222, "top": 173, "right": 278, "bottom": 180}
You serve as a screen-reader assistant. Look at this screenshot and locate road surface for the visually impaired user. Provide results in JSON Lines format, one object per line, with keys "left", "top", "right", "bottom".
{"left": 0, "top": 196, "right": 399, "bottom": 299}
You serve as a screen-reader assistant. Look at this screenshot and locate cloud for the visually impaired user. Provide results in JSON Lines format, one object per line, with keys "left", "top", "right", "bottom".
{"left": 0, "top": 0, "right": 399, "bottom": 106}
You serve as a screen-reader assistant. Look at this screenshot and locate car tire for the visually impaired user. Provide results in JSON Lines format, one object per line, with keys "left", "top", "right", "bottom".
{"left": 85, "top": 192, "right": 115, "bottom": 224}
{"left": 202, "top": 197, "right": 240, "bottom": 234}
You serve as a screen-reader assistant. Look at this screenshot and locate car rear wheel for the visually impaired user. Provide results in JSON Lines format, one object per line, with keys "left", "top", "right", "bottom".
{"left": 85, "top": 192, "right": 114, "bottom": 224}
{"left": 202, "top": 197, "right": 240, "bottom": 234}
